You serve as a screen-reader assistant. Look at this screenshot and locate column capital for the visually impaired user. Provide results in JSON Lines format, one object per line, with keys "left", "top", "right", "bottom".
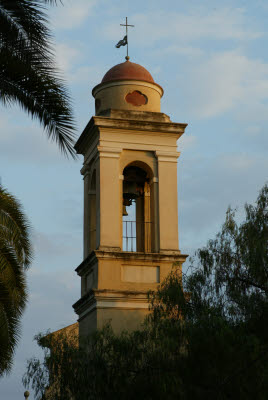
{"left": 155, "top": 151, "right": 180, "bottom": 163}
{"left": 149, "top": 177, "right": 158, "bottom": 185}
{"left": 97, "top": 146, "right": 122, "bottom": 159}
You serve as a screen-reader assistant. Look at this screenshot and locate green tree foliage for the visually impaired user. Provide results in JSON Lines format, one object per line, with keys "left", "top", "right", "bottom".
{"left": 0, "top": 184, "right": 32, "bottom": 375}
{"left": 0, "top": 0, "right": 76, "bottom": 157}
{"left": 23, "top": 184, "right": 268, "bottom": 399}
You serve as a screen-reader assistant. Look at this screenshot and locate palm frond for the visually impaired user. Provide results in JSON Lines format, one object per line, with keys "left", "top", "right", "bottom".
{"left": 0, "top": 185, "right": 32, "bottom": 375}
{"left": 0, "top": 0, "right": 77, "bottom": 158}
{"left": 0, "top": 185, "right": 32, "bottom": 267}
{"left": 0, "top": 298, "right": 22, "bottom": 375}
{"left": 0, "top": 238, "right": 27, "bottom": 309}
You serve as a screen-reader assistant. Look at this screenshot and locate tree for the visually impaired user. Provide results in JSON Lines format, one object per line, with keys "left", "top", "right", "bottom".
{"left": 0, "top": 184, "right": 32, "bottom": 375}
{"left": 0, "top": 0, "right": 76, "bottom": 157}
{"left": 23, "top": 184, "right": 268, "bottom": 399}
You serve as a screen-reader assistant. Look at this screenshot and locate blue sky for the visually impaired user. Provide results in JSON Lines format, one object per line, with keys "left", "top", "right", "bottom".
{"left": 1, "top": 0, "right": 268, "bottom": 397}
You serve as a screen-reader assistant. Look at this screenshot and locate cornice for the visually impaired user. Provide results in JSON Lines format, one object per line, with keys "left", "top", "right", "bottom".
{"left": 75, "top": 115, "right": 187, "bottom": 155}
{"left": 73, "top": 288, "right": 151, "bottom": 317}
{"left": 75, "top": 250, "right": 188, "bottom": 276}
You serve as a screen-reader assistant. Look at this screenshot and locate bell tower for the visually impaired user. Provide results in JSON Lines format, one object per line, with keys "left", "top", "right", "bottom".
{"left": 73, "top": 59, "right": 188, "bottom": 336}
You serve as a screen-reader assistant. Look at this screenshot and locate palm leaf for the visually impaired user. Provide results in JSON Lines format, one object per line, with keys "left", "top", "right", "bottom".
{"left": 0, "top": 185, "right": 32, "bottom": 375}
{"left": 0, "top": 0, "right": 77, "bottom": 158}
{"left": 0, "top": 185, "right": 32, "bottom": 267}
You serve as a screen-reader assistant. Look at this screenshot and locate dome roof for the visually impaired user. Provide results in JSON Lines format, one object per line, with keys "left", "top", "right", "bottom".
{"left": 101, "top": 60, "right": 154, "bottom": 84}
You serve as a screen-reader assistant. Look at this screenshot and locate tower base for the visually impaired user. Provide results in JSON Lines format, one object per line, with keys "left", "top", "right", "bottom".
{"left": 73, "top": 250, "right": 187, "bottom": 336}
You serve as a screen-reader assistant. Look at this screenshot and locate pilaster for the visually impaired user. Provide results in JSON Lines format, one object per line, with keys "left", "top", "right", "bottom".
{"left": 155, "top": 151, "right": 181, "bottom": 252}
{"left": 97, "top": 146, "right": 122, "bottom": 251}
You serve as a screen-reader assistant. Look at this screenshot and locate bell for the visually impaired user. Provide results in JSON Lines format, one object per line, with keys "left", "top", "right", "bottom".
{"left": 123, "top": 181, "right": 138, "bottom": 199}
{"left": 123, "top": 205, "right": 128, "bottom": 216}
{"left": 123, "top": 198, "right": 132, "bottom": 207}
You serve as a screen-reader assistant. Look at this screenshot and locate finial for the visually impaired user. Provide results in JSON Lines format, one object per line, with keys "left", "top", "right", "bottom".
{"left": 24, "top": 391, "right": 30, "bottom": 399}
{"left": 118, "top": 17, "right": 134, "bottom": 60}
{"left": 125, "top": 56, "right": 130, "bottom": 61}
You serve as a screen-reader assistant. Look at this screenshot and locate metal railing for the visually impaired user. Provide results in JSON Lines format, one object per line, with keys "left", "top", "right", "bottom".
{"left": 123, "top": 221, "right": 152, "bottom": 252}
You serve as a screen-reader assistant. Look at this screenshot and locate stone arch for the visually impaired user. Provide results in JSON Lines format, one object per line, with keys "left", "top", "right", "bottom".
{"left": 121, "top": 159, "right": 154, "bottom": 181}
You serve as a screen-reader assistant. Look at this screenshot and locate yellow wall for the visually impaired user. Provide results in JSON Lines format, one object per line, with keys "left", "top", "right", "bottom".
{"left": 93, "top": 80, "right": 163, "bottom": 114}
{"left": 74, "top": 104, "right": 187, "bottom": 337}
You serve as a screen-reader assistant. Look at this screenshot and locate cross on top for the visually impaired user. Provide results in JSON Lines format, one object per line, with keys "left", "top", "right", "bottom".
{"left": 120, "top": 17, "right": 134, "bottom": 60}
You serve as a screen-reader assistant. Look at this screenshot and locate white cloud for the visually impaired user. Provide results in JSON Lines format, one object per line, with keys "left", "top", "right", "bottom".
{"left": 179, "top": 51, "right": 268, "bottom": 119}
{"left": 0, "top": 108, "right": 73, "bottom": 164}
{"left": 50, "top": 0, "right": 98, "bottom": 30}
{"left": 53, "top": 42, "right": 103, "bottom": 87}
{"left": 178, "top": 134, "right": 197, "bottom": 151}
{"left": 178, "top": 152, "right": 268, "bottom": 253}
{"left": 155, "top": 45, "right": 204, "bottom": 58}
{"left": 220, "top": 153, "right": 254, "bottom": 171}
{"left": 55, "top": 43, "right": 82, "bottom": 74}
{"left": 102, "top": 7, "right": 261, "bottom": 45}
{"left": 33, "top": 231, "right": 80, "bottom": 259}
{"left": 244, "top": 125, "right": 262, "bottom": 137}
{"left": 179, "top": 152, "right": 268, "bottom": 234}
{"left": 70, "top": 65, "right": 103, "bottom": 86}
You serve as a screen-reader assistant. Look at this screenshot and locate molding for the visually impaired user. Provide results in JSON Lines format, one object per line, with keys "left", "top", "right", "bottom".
{"left": 73, "top": 289, "right": 150, "bottom": 319}
{"left": 92, "top": 80, "right": 164, "bottom": 98}
{"left": 155, "top": 150, "right": 180, "bottom": 163}
{"left": 75, "top": 123, "right": 99, "bottom": 157}
{"left": 98, "top": 109, "right": 171, "bottom": 122}
{"left": 97, "top": 146, "right": 122, "bottom": 159}
{"left": 78, "top": 300, "right": 149, "bottom": 320}
{"left": 97, "top": 246, "right": 122, "bottom": 252}
{"left": 80, "top": 145, "right": 99, "bottom": 175}
{"left": 94, "top": 118, "right": 187, "bottom": 134}
{"left": 157, "top": 157, "right": 178, "bottom": 163}
{"left": 159, "top": 249, "right": 182, "bottom": 255}
{"left": 98, "top": 153, "right": 120, "bottom": 159}
{"left": 97, "top": 146, "right": 122, "bottom": 153}
{"left": 75, "top": 250, "right": 188, "bottom": 276}
{"left": 75, "top": 116, "right": 187, "bottom": 155}
{"left": 119, "top": 175, "right": 124, "bottom": 180}
{"left": 85, "top": 146, "right": 99, "bottom": 166}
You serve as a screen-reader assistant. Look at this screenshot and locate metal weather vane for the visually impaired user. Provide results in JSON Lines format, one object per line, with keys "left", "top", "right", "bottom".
{"left": 115, "top": 17, "right": 134, "bottom": 60}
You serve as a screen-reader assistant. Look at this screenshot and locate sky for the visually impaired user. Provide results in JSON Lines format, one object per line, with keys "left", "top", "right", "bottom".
{"left": 1, "top": 0, "right": 268, "bottom": 397}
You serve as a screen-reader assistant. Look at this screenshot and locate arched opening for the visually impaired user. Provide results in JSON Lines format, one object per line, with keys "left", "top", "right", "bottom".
{"left": 89, "top": 170, "right": 96, "bottom": 251}
{"left": 122, "top": 165, "right": 153, "bottom": 252}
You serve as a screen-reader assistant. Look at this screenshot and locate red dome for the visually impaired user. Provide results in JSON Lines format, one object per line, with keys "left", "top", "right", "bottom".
{"left": 102, "top": 60, "right": 154, "bottom": 84}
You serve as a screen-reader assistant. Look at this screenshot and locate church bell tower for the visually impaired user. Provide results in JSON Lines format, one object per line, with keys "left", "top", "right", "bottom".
{"left": 73, "top": 59, "right": 188, "bottom": 336}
